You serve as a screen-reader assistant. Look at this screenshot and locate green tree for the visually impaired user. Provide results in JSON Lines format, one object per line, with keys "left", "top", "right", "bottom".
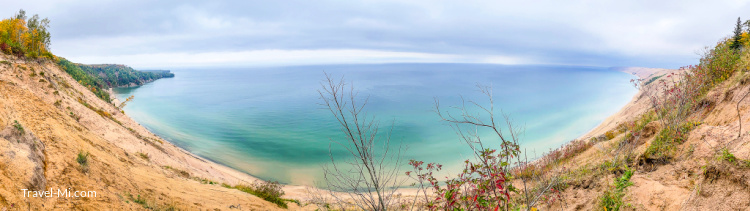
{"left": 733, "top": 17, "right": 743, "bottom": 49}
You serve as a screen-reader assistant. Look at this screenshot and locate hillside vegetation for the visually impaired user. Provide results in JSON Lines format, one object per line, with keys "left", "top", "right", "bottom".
{"left": 0, "top": 10, "right": 52, "bottom": 60}
{"left": 2, "top": 9, "right": 173, "bottom": 104}
{"left": 519, "top": 18, "right": 750, "bottom": 210}
{"left": 56, "top": 58, "right": 174, "bottom": 103}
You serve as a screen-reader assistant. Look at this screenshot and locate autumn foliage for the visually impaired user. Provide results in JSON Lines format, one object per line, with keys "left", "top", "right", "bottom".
{"left": 0, "top": 9, "right": 52, "bottom": 60}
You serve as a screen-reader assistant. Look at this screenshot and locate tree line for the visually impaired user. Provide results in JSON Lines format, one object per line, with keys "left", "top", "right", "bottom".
{"left": 57, "top": 58, "right": 175, "bottom": 103}
{"left": 0, "top": 9, "right": 52, "bottom": 60}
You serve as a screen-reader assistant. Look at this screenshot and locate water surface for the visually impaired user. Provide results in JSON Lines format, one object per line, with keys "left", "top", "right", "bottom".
{"left": 114, "top": 63, "right": 637, "bottom": 185}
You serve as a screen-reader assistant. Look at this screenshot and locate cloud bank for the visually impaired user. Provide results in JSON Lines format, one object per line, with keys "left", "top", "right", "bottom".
{"left": 2, "top": 0, "right": 748, "bottom": 69}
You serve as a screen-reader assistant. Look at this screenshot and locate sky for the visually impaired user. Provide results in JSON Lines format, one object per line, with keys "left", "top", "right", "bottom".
{"left": 2, "top": 0, "right": 750, "bottom": 69}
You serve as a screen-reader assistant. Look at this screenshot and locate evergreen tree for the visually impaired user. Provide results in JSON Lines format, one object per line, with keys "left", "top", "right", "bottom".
{"left": 733, "top": 17, "right": 743, "bottom": 49}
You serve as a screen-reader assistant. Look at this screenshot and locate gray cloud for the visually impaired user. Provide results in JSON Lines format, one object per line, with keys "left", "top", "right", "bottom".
{"left": 2, "top": 0, "right": 747, "bottom": 68}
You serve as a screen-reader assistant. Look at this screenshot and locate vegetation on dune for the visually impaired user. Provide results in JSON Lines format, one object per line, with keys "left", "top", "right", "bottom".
{"left": 77, "top": 150, "right": 90, "bottom": 173}
{"left": 0, "top": 9, "right": 52, "bottom": 60}
{"left": 592, "top": 16, "right": 750, "bottom": 209}
{"left": 125, "top": 193, "right": 177, "bottom": 211}
{"left": 598, "top": 169, "right": 634, "bottom": 211}
{"left": 77, "top": 64, "right": 174, "bottom": 87}
{"left": 230, "top": 180, "right": 291, "bottom": 208}
{"left": 1, "top": 9, "right": 173, "bottom": 104}
{"left": 12, "top": 120, "right": 24, "bottom": 135}
{"left": 58, "top": 58, "right": 111, "bottom": 102}
{"left": 643, "top": 74, "right": 664, "bottom": 86}
{"left": 57, "top": 58, "right": 174, "bottom": 103}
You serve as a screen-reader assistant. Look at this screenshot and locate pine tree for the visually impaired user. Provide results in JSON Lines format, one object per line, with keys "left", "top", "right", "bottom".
{"left": 733, "top": 17, "right": 743, "bottom": 49}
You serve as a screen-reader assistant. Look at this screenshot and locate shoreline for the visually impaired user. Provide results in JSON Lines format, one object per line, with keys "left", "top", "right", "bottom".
{"left": 574, "top": 67, "right": 677, "bottom": 141}
{"left": 104, "top": 66, "right": 673, "bottom": 199}
{"left": 105, "top": 85, "right": 320, "bottom": 199}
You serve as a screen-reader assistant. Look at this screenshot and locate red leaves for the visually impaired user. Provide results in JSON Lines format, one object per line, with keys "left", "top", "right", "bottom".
{"left": 0, "top": 42, "right": 9, "bottom": 54}
{"left": 408, "top": 149, "right": 515, "bottom": 210}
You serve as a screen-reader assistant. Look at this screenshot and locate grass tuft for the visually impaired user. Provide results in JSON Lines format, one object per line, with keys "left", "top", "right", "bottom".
{"left": 137, "top": 152, "right": 150, "bottom": 161}
{"left": 718, "top": 149, "right": 737, "bottom": 163}
{"left": 231, "top": 180, "right": 288, "bottom": 208}
{"left": 77, "top": 150, "right": 89, "bottom": 173}
{"left": 12, "top": 120, "right": 24, "bottom": 134}
{"left": 599, "top": 169, "right": 634, "bottom": 211}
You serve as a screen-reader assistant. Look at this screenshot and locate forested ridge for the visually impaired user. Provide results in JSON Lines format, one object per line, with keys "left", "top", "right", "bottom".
{"left": 57, "top": 58, "right": 174, "bottom": 103}
{"left": 1, "top": 9, "right": 175, "bottom": 103}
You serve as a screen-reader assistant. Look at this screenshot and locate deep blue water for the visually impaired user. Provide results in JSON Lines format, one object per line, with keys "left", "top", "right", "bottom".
{"left": 114, "top": 63, "right": 637, "bottom": 185}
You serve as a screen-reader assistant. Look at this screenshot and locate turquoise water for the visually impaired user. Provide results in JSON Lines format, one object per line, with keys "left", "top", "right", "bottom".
{"left": 113, "top": 63, "right": 637, "bottom": 185}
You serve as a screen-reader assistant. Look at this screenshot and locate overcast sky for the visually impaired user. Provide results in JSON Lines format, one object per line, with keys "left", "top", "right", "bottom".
{"left": 2, "top": 0, "right": 749, "bottom": 69}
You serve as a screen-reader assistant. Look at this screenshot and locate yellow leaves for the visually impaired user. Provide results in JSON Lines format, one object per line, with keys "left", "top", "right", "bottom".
{"left": 0, "top": 13, "right": 51, "bottom": 58}
{"left": 741, "top": 32, "right": 750, "bottom": 47}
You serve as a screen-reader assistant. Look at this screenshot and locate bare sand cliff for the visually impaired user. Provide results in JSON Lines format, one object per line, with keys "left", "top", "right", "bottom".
{"left": 0, "top": 55, "right": 314, "bottom": 210}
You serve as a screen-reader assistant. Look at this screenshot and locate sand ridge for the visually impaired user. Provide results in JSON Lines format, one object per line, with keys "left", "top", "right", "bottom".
{"left": 0, "top": 55, "right": 317, "bottom": 210}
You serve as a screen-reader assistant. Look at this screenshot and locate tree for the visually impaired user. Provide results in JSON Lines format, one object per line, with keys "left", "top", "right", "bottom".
{"left": 732, "top": 17, "right": 743, "bottom": 49}
{"left": 317, "top": 73, "right": 405, "bottom": 211}
{"left": 0, "top": 9, "right": 52, "bottom": 59}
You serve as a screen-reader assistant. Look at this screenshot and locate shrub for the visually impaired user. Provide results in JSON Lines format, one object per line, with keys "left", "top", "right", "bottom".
{"left": 605, "top": 130, "right": 616, "bottom": 140}
{"left": 76, "top": 150, "right": 89, "bottom": 165}
{"left": 405, "top": 85, "right": 562, "bottom": 210}
{"left": 643, "top": 74, "right": 664, "bottom": 86}
{"left": 10, "top": 42, "right": 24, "bottom": 58}
{"left": 233, "top": 180, "right": 287, "bottom": 208}
{"left": 137, "top": 152, "right": 150, "bottom": 161}
{"left": 12, "top": 120, "right": 24, "bottom": 134}
{"left": 163, "top": 166, "right": 190, "bottom": 178}
{"left": 643, "top": 121, "right": 700, "bottom": 161}
{"left": 634, "top": 36, "right": 738, "bottom": 164}
{"left": 0, "top": 42, "right": 9, "bottom": 54}
{"left": 77, "top": 150, "right": 89, "bottom": 173}
{"left": 599, "top": 169, "right": 634, "bottom": 211}
{"left": 41, "top": 51, "right": 54, "bottom": 60}
{"left": 718, "top": 149, "right": 737, "bottom": 163}
{"left": 126, "top": 193, "right": 152, "bottom": 209}
{"left": 408, "top": 154, "right": 515, "bottom": 210}
{"left": 69, "top": 112, "right": 81, "bottom": 121}
{"left": 194, "top": 177, "right": 217, "bottom": 185}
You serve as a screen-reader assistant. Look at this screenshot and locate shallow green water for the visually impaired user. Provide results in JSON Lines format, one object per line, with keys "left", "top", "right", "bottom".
{"left": 114, "top": 63, "right": 637, "bottom": 185}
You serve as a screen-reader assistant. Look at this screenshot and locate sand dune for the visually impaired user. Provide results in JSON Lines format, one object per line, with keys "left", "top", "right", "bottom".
{"left": 1, "top": 56, "right": 747, "bottom": 210}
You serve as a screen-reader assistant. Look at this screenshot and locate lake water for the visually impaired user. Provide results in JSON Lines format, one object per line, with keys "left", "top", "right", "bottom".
{"left": 113, "top": 63, "right": 637, "bottom": 186}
